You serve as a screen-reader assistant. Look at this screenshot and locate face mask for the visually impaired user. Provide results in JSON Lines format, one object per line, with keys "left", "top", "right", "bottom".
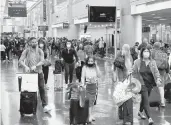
{"left": 39, "top": 44, "right": 44, "bottom": 48}
{"left": 143, "top": 52, "right": 150, "bottom": 58}
{"left": 32, "top": 44, "right": 37, "bottom": 48}
{"left": 67, "top": 44, "right": 71, "bottom": 48}
{"left": 87, "top": 63, "right": 94, "bottom": 67}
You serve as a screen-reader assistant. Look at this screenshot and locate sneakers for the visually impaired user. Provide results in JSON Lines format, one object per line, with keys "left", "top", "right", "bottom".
{"left": 43, "top": 105, "right": 52, "bottom": 113}
{"left": 133, "top": 118, "right": 139, "bottom": 123}
{"left": 138, "top": 112, "right": 146, "bottom": 119}
{"left": 148, "top": 118, "right": 154, "bottom": 125}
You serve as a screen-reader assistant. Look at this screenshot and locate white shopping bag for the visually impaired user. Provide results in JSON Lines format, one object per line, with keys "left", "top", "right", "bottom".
{"left": 113, "top": 77, "right": 133, "bottom": 106}
{"left": 16, "top": 73, "right": 38, "bottom": 92}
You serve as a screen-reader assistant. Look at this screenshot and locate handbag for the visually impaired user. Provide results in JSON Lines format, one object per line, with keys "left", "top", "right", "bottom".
{"left": 149, "top": 87, "right": 160, "bottom": 107}
{"left": 113, "top": 74, "right": 133, "bottom": 106}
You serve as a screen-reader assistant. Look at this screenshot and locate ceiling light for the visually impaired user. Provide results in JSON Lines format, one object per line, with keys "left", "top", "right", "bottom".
{"left": 153, "top": 17, "right": 161, "bottom": 19}
{"left": 151, "top": 14, "right": 156, "bottom": 16}
{"left": 159, "top": 19, "right": 167, "bottom": 20}
{"left": 146, "top": 20, "right": 153, "bottom": 21}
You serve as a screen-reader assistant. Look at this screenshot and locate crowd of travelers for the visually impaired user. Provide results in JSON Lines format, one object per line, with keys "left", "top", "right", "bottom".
{"left": 0, "top": 36, "right": 171, "bottom": 125}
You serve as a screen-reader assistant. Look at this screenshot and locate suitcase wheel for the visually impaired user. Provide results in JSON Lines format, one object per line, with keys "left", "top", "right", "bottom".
{"left": 20, "top": 112, "right": 24, "bottom": 117}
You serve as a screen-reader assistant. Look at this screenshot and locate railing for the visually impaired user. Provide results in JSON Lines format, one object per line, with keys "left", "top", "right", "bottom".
{"left": 130, "top": 0, "right": 170, "bottom": 5}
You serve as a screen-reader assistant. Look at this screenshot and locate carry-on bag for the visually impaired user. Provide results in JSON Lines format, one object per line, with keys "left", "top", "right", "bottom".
{"left": 70, "top": 99, "right": 89, "bottom": 125}
{"left": 149, "top": 87, "right": 161, "bottom": 107}
{"left": 164, "top": 83, "right": 171, "bottom": 103}
{"left": 17, "top": 73, "right": 38, "bottom": 116}
{"left": 20, "top": 91, "right": 37, "bottom": 116}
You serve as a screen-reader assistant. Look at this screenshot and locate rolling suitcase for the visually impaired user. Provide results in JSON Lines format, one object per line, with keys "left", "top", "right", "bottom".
{"left": 70, "top": 99, "right": 89, "bottom": 125}
{"left": 164, "top": 83, "right": 171, "bottom": 103}
{"left": 149, "top": 87, "right": 160, "bottom": 107}
{"left": 20, "top": 91, "right": 37, "bottom": 116}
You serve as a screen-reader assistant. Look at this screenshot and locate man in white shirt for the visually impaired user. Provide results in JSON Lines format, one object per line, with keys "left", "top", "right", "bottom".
{"left": 0, "top": 41, "right": 6, "bottom": 61}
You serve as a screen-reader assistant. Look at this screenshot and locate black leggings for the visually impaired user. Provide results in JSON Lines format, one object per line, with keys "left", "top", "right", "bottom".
{"left": 139, "top": 85, "right": 152, "bottom": 119}
{"left": 76, "top": 61, "right": 85, "bottom": 82}
{"left": 42, "top": 66, "right": 49, "bottom": 84}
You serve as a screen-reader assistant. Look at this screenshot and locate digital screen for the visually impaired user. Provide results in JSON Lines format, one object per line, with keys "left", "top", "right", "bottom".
{"left": 89, "top": 6, "right": 116, "bottom": 22}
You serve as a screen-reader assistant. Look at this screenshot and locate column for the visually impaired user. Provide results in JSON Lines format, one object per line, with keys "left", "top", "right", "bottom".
{"left": 134, "top": 15, "right": 142, "bottom": 43}
{"left": 67, "top": 0, "right": 79, "bottom": 40}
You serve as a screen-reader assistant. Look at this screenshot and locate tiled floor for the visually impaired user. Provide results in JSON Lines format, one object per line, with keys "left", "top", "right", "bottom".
{"left": 1, "top": 57, "right": 171, "bottom": 125}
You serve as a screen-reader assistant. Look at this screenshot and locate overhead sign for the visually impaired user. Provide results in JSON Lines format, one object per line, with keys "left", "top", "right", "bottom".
{"left": 8, "top": 2, "right": 27, "bottom": 17}
{"left": 43, "top": 0, "right": 46, "bottom": 22}
{"left": 38, "top": 26, "right": 48, "bottom": 31}
{"left": 63, "top": 23, "right": 69, "bottom": 28}
{"left": 88, "top": 6, "right": 116, "bottom": 22}
{"left": 142, "top": 27, "right": 150, "bottom": 32}
{"left": 24, "top": 29, "right": 30, "bottom": 33}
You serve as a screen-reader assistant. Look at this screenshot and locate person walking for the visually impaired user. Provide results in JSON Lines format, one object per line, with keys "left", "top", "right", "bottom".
{"left": 151, "top": 42, "right": 169, "bottom": 107}
{"left": 81, "top": 56, "right": 100, "bottom": 122}
{"left": 38, "top": 39, "right": 51, "bottom": 90}
{"left": 61, "top": 41, "right": 78, "bottom": 88}
{"left": 114, "top": 44, "right": 133, "bottom": 125}
{"left": 76, "top": 43, "right": 85, "bottom": 82}
{"left": 19, "top": 37, "right": 51, "bottom": 113}
{"left": 132, "top": 47, "right": 161, "bottom": 125}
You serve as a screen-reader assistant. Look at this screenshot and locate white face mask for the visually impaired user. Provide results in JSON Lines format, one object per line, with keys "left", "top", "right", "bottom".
{"left": 143, "top": 52, "right": 150, "bottom": 59}
{"left": 67, "top": 44, "right": 71, "bottom": 48}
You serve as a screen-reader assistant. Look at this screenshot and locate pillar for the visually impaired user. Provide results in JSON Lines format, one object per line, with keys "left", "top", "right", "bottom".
{"left": 67, "top": 0, "right": 79, "bottom": 40}
{"left": 134, "top": 15, "right": 142, "bottom": 43}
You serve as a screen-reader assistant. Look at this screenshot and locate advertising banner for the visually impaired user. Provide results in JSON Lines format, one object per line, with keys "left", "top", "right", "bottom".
{"left": 8, "top": 2, "right": 27, "bottom": 17}
{"left": 43, "top": 0, "right": 46, "bottom": 22}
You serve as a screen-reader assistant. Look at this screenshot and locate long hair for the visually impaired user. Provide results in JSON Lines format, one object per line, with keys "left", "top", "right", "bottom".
{"left": 38, "top": 38, "right": 47, "bottom": 52}
{"left": 122, "top": 44, "right": 133, "bottom": 70}
{"left": 140, "top": 47, "right": 152, "bottom": 60}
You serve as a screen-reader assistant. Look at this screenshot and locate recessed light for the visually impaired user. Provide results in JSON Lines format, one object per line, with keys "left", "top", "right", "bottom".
{"left": 151, "top": 14, "right": 156, "bottom": 15}
{"left": 159, "top": 19, "right": 167, "bottom": 20}
{"left": 153, "top": 17, "right": 161, "bottom": 19}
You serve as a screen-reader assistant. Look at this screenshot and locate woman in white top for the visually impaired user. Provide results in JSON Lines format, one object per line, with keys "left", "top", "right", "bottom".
{"left": 81, "top": 56, "right": 101, "bottom": 122}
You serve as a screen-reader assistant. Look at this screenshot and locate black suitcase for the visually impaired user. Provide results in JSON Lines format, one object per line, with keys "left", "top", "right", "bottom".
{"left": 164, "top": 83, "right": 171, "bottom": 103}
{"left": 20, "top": 91, "right": 37, "bottom": 116}
{"left": 70, "top": 99, "right": 89, "bottom": 125}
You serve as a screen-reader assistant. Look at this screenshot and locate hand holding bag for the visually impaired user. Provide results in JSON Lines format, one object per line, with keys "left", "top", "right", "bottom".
{"left": 113, "top": 75, "right": 133, "bottom": 106}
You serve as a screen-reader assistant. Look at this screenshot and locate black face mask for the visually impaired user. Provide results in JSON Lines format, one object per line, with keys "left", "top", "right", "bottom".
{"left": 87, "top": 64, "right": 94, "bottom": 67}
{"left": 32, "top": 45, "right": 37, "bottom": 48}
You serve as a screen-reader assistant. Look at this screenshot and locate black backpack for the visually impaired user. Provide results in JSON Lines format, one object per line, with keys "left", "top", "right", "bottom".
{"left": 114, "top": 53, "right": 125, "bottom": 69}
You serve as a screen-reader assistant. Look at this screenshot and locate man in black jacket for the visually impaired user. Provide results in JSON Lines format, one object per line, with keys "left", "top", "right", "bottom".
{"left": 61, "top": 41, "right": 78, "bottom": 88}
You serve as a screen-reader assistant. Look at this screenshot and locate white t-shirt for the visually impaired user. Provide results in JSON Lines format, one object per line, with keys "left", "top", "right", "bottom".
{"left": 99, "top": 40, "right": 104, "bottom": 48}
{"left": 0, "top": 45, "right": 6, "bottom": 51}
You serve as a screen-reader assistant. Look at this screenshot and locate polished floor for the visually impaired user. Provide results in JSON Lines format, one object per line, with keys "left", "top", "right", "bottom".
{"left": 1, "top": 57, "right": 171, "bottom": 125}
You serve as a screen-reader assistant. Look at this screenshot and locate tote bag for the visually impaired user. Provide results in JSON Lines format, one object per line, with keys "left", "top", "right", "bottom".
{"left": 113, "top": 76, "right": 133, "bottom": 106}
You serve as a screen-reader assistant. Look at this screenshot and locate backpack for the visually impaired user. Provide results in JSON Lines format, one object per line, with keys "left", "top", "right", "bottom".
{"left": 152, "top": 49, "right": 168, "bottom": 70}
{"left": 130, "top": 47, "right": 138, "bottom": 61}
{"left": 114, "top": 53, "right": 125, "bottom": 69}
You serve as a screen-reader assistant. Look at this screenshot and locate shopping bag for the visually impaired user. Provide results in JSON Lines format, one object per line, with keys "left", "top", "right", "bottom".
{"left": 113, "top": 76, "right": 133, "bottom": 106}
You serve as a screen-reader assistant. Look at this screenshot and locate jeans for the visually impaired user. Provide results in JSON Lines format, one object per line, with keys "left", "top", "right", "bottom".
{"left": 158, "top": 86, "right": 165, "bottom": 105}
{"left": 1, "top": 51, "right": 5, "bottom": 60}
{"left": 38, "top": 73, "right": 47, "bottom": 107}
{"left": 64, "top": 62, "right": 75, "bottom": 84}
{"left": 76, "top": 61, "right": 84, "bottom": 82}
{"left": 139, "top": 85, "right": 152, "bottom": 119}
{"left": 123, "top": 98, "right": 133, "bottom": 123}
{"left": 42, "top": 66, "right": 49, "bottom": 84}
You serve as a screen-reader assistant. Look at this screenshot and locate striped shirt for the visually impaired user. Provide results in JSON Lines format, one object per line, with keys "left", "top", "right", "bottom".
{"left": 19, "top": 47, "right": 44, "bottom": 73}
